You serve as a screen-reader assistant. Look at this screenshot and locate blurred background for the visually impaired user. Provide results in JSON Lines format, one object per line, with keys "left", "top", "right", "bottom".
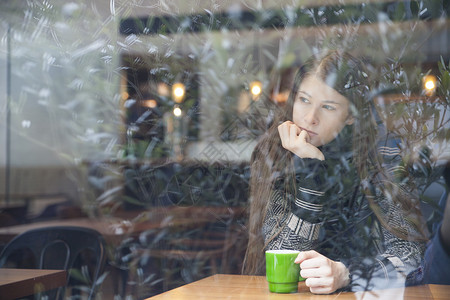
{"left": 0, "top": 0, "right": 449, "bottom": 298}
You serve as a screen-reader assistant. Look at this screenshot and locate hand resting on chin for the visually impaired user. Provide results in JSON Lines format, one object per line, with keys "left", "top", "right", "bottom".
{"left": 278, "top": 121, "right": 325, "bottom": 161}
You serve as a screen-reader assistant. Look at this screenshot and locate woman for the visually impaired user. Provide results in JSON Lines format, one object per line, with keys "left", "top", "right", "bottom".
{"left": 243, "top": 50, "right": 427, "bottom": 293}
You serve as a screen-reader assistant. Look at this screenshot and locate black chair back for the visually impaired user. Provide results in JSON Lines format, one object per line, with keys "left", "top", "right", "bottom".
{"left": 0, "top": 226, "right": 106, "bottom": 300}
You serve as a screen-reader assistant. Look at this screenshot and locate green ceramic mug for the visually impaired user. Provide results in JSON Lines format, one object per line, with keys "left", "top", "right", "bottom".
{"left": 265, "top": 250, "right": 301, "bottom": 293}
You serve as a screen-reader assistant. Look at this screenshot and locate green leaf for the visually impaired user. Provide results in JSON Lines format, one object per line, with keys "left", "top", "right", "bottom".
{"left": 438, "top": 56, "right": 446, "bottom": 75}
{"left": 440, "top": 70, "right": 450, "bottom": 92}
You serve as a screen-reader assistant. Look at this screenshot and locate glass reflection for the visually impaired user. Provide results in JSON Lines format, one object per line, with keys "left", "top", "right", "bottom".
{"left": 0, "top": 0, "right": 448, "bottom": 298}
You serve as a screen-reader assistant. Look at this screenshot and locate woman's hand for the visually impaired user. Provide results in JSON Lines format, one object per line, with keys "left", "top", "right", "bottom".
{"left": 295, "top": 250, "right": 350, "bottom": 294}
{"left": 278, "top": 121, "right": 325, "bottom": 161}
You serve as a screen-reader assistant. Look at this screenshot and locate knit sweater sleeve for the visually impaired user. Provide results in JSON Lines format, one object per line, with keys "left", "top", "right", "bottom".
{"left": 342, "top": 144, "right": 426, "bottom": 291}
{"left": 262, "top": 157, "right": 329, "bottom": 251}
{"left": 342, "top": 196, "right": 426, "bottom": 291}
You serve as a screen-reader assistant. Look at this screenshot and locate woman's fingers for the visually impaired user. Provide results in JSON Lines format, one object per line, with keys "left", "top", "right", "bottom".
{"left": 278, "top": 122, "right": 293, "bottom": 143}
{"left": 300, "top": 258, "right": 331, "bottom": 276}
{"left": 289, "top": 122, "right": 300, "bottom": 139}
{"left": 300, "top": 257, "right": 325, "bottom": 270}
{"left": 305, "top": 277, "right": 333, "bottom": 288}
{"left": 278, "top": 121, "right": 307, "bottom": 148}
{"left": 298, "top": 128, "right": 310, "bottom": 143}
{"left": 295, "top": 251, "right": 349, "bottom": 294}
{"left": 308, "top": 285, "right": 335, "bottom": 294}
{"left": 277, "top": 121, "right": 324, "bottom": 160}
{"left": 300, "top": 265, "right": 326, "bottom": 278}
{"left": 305, "top": 277, "right": 339, "bottom": 294}
{"left": 295, "top": 250, "right": 320, "bottom": 264}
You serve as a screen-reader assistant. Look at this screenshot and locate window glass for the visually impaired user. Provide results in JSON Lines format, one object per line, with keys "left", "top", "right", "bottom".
{"left": 0, "top": 1, "right": 449, "bottom": 298}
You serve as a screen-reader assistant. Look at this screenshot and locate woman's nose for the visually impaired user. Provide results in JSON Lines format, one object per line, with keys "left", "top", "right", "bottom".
{"left": 304, "top": 107, "right": 319, "bottom": 125}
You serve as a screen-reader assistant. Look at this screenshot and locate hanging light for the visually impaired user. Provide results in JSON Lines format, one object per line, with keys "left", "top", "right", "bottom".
{"left": 423, "top": 75, "right": 437, "bottom": 96}
{"left": 250, "top": 81, "right": 262, "bottom": 99}
{"left": 172, "top": 83, "right": 186, "bottom": 103}
{"left": 173, "top": 105, "right": 182, "bottom": 117}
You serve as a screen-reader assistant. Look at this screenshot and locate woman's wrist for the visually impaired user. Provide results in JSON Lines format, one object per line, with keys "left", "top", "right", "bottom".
{"left": 336, "top": 262, "right": 351, "bottom": 289}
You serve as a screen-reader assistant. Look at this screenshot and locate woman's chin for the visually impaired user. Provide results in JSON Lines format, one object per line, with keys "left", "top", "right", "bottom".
{"left": 309, "top": 138, "right": 323, "bottom": 148}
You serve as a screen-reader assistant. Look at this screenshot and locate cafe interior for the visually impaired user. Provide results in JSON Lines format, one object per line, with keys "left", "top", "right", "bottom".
{"left": 0, "top": 0, "right": 449, "bottom": 299}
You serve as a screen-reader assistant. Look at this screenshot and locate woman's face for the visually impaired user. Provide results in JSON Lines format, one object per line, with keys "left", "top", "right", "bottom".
{"left": 292, "top": 75, "right": 354, "bottom": 147}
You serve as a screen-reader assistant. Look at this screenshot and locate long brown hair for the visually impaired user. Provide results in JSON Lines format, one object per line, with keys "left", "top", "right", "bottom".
{"left": 242, "top": 50, "right": 428, "bottom": 275}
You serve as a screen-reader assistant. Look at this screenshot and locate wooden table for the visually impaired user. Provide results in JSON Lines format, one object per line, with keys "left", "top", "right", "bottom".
{"left": 0, "top": 206, "right": 245, "bottom": 245}
{"left": 145, "top": 274, "right": 450, "bottom": 300}
{"left": 0, "top": 268, "right": 67, "bottom": 300}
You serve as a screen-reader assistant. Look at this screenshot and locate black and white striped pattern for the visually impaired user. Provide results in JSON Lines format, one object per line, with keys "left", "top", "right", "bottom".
{"left": 286, "top": 213, "right": 321, "bottom": 240}
{"left": 294, "top": 197, "right": 323, "bottom": 212}
{"left": 298, "top": 187, "right": 325, "bottom": 197}
{"left": 378, "top": 146, "right": 401, "bottom": 156}
{"left": 262, "top": 189, "right": 322, "bottom": 252}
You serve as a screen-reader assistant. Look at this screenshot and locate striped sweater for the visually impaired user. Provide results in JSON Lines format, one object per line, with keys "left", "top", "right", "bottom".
{"left": 262, "top": 145, "right": 425, "bottom": 292}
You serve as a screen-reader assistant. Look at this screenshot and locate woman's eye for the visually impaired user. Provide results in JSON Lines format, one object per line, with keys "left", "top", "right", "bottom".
{"left": 299, "top": 97, "right": 309, "bottom": 103}
{"left": 323, "top": 104, "right": 336, "bottom": 111}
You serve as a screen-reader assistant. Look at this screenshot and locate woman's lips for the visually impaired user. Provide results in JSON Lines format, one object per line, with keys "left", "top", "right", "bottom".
{"left": 300, "top": 127, "right": 318, "bottom": 136}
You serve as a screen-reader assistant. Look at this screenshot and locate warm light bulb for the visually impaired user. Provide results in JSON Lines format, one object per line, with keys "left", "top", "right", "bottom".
{"left": 251, "top": 85, "right": 261, "bottom": 95}
{"left": 173, "top": 106, "right": 182, "bottom": 117}
{"left": 172, "top": 83, "right": 186, "bottom": 103}
{"left": 425, "top": 80, "right": 435, "bottom": 90}
{"left": 250, "top": 81, "right": 262, "bottom": 99}
{"left": 423, "top": 75, "right": 437, "bottom": 95}
{"left": 174, "top": 87, "right": 184, "bottom": 98}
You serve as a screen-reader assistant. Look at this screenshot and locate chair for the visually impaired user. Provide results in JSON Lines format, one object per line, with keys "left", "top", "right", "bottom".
{"left": 0, "top": 226, "right": 107, "bottom": 300}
